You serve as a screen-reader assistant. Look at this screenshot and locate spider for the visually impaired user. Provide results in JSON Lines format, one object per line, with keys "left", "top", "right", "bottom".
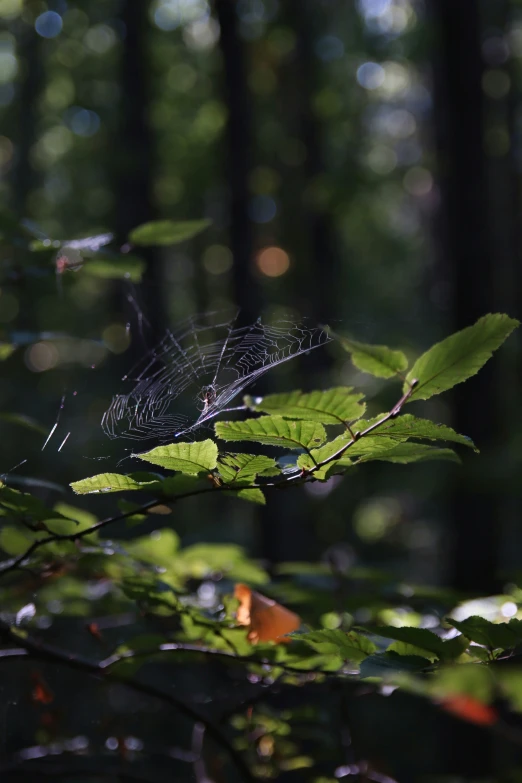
{"left": 199, "top": 384, "right": 217, "bottom": 414}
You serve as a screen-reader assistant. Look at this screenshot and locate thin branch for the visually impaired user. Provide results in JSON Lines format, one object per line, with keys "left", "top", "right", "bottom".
{"left": 0, "top": 382, "right": 418, "bottom": 577}
{"left": 98, "top": 640, "right": 344, "bottom": 678}
{"left": 0, "top": 498, "right": 163, "bottom": 576}
{"left": 264, "top": 380, "right": 419, "bottom": 485}
{"left": 0, "top": 619, "right": 255, "bottom": 783}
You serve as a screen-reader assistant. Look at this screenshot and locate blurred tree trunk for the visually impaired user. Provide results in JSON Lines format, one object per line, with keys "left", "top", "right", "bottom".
{"left": 11, "top": 16, "right": 43, "bottom": 219}
{"left": 214, "top": 0, "right": 259, "bottom": 322}
{"left": 429, "top": 1, "right": 499, "bottom": 596}
{"left": 291, "top": 0, "right": 339, "bottom": 331}
{"left": 115, "top": 0, "right": 162, "bottom": 341}
{"left": 429, "top": 0, "right": 502, "bottom": 775}
{"left": 10, "top": 10, "right": 44, "bottom": 337}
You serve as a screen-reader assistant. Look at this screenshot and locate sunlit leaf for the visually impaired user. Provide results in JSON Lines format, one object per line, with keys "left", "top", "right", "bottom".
{"left": 405, "top": 313, "right": 519, "bottom": 401}
{"left": 218, "top": 453, "right": 279, "bottom": 483}
{"left": 297, "top": 434, "right": 398, "bottom": 477}
{"left": 216, "top": 417, "right": 327, "bottom": 451}
{"left": 70, "top": 472, "right": 161, "bottom": 494}
{"left": 353, "top": 414, "right": 477, "bottom": 451}
{"left": 331, "top": 331, "right": 408, "bottom": 378}
{"left": 235, "top": 488, "right": 266, "bottom": 504}
{"left": 298, "top": 629, "right": 377, "bottom": 663}
{"left": 245, "top": 387, "right": 365, "bottom": 425}
{"left": 135, "top": 439, "right": 218, "bottom": 475}
{"left": 129, "top": 219, "right": 212, "bottom": 246}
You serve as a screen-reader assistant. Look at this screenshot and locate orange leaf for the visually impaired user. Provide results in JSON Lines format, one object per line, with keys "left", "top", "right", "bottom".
{"left": 30, "top": 672, "right": 54, "bottom": 705}
{"left": 86, "top": 622, "right": 104, "bottom": 642}
{"left": 234, "top": 583, "right": 301, "bottom": 644}
{"left": 439, "top": 695, "right": 498, "bottom": 726}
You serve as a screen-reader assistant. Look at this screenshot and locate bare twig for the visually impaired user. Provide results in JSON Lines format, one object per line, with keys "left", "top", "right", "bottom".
{"left": 0, "top": 619, "right": 255, "bottom": 782}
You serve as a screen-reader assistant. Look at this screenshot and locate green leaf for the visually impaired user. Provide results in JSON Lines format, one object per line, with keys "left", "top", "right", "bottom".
{"left": 0, "top": 343, "right": 16, "bottom": 361}
{"left": 405, "top": 313, "right": 519, "bottom": 401}
{"left": 215, "top": 417, "right": 327, "bottom": 451}
{"left": 218, "top": 453, "right": 279, "bottom": 484}
{"left": 70, "top": 472, "right": 161, "bottom": 494}
{"left": 135, "top": 439, "right": 218, "bottom": 475}
{"left": 448, "top": 615, "right": 522, "bottom": 650}
{"left": 235, "top": 488, "right": 266, "bottom": 505}
{"left": 387, "top": 641, "right": 437, "bottom": 662}
{"left": 178, "top": 543, "right": 268, "bottom": 584}
{"left": 160, "top": 474, "right": 208, "bottom": 495}
{"left": 430, "top": 664, "right": 494, "bottom": 703}
{"left": 297, "top": 434, "right": 399, "bottom": 477}
{"left": 359, "top": 651, "right": 431, "bottom": 678}
{"left": 353, "top": 414, "right": 477, "bottom": 451}
{"left": 298, "top": 629, "right": 377, "bottom": 663}
{"left": 331, "top": 331, "right": 408, "bottom": 379}
{"left": 356, "top": 443, "right": 460, "bottom": 465}
{"left": 129, "top": 219, "right": 211, "bottom": 246}
{"left": 0, "top": 413, "right": 47, "bottom": 434}
{"left": 0, "top": 485, "right": 70, "bottom": 525}
{"left": 0, "top": 525, "right": 34, "bottom": 555}
{"left": 367, "top": 625, "right": 464, "bottom": 661}
{"left": 83, "top": 256, "right": 145, "bottom": 282}
{"left": 127, "top": 528, "right": 180, "bottom": 568}
{"left": 245, "top": 388, "right": 366, "bottom": 425}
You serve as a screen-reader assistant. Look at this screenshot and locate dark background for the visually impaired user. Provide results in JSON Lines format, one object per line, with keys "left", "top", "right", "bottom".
{"left": 2, "top": 0, "right": 522, "bottom": 780}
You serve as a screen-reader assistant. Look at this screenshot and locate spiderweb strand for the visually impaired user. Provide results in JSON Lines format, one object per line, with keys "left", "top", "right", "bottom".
{"left": 102, "top": 314, "right": 331, "bottom": 441}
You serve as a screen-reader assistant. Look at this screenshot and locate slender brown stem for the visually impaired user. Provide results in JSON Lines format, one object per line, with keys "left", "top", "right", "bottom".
{"left": 0, "top": 619, "right": 255, "bottom": 782}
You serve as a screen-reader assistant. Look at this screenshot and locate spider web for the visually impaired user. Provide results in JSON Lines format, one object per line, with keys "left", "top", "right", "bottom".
{"left": 102, "top": 313, "right": 331, "bottom": 442}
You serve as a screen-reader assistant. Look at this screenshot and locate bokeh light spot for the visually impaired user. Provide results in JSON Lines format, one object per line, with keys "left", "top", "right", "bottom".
{"left": 356, "top": 61, "right": 385, "bottom": 90}
{"left": 256, "top": 246, "right": 290, "bottom": 277}
{"left": 249, "top": 166, "right": 280, "bottom": 195}
{"left": 0, "top": 52, "right": 17, "bottom": 84}
{"left": 102, "top": 324, "right": 130, "bottom": 354}
{"left": 501, "top": 601, "right": 518, "bottom": 618}
{"left": 484, "top": 126, "right": 510, "bottom": 156}
{"left": 84, "top": 24, "right": 116, "bottom": 54}
{"left": 25, "top": 342, "right": 59, "bottom": 373}
{"left": 203, "top": 244, "right": 233, "bottom": 275}
{"left": 0, "top": 0, "right": 23, "bottom": 19}
{"left": 403, "top": 166, "right": 433, "bottom": 197}
{"left": 315, "top": 35, "right": 344, "bottom": 62}
{"left": 65, "top": 107, "right": 100, "bottom": 137}
{"left": 353, "top": 497, "right": 401, "bottom": 542}
{"left": 482, "top": 69, "right": 511, "bottom": 99}
{"left": 366, "top": 144, "right": 397, "bottom": 175}
{"left": 249, "top": 195, "right": 277, "bottom": 223}
{"left": 35, "top": 11, "right": 63, "bottom": 39}
{"left": 0, "top": 290, "right": 18, "bottom": 322}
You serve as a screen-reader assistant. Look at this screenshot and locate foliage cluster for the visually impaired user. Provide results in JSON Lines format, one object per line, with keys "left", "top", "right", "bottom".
{"left": 1, "top": 305, "right": 521, "bottom": 780}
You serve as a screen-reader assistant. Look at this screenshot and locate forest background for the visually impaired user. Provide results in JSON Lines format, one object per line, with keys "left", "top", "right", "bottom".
{"left": 2, "top": 0, "right": 522, "bottom": 781}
